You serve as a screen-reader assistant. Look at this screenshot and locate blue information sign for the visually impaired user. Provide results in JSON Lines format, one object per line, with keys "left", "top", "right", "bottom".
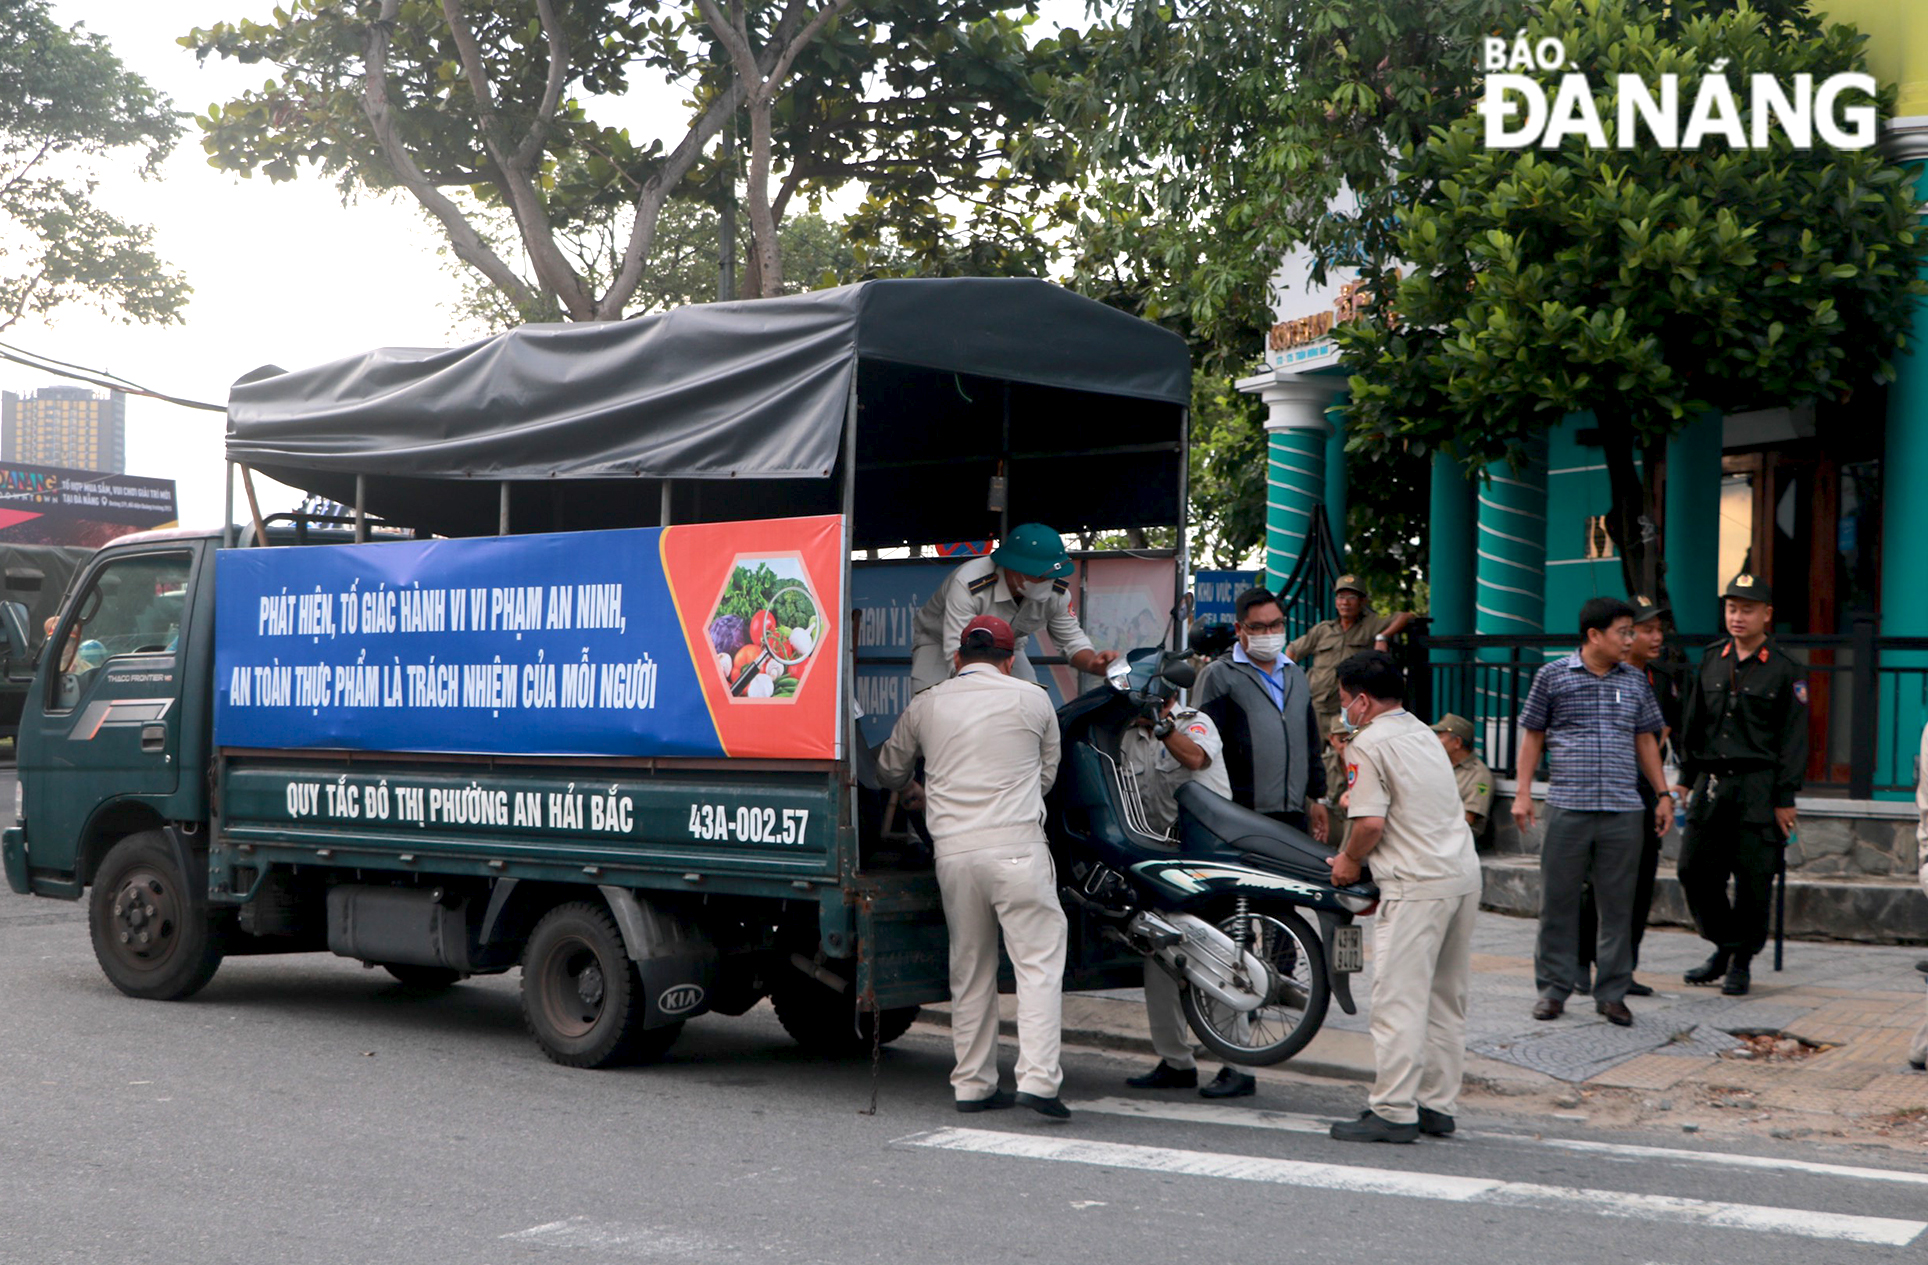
{"left": 1193, "top": 570, "right": 1260, "bottom": 625}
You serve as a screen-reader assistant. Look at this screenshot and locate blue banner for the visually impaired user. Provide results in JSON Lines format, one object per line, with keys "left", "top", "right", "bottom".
{"left": 214, "top": 519, "right": 848, "bottom": 760}
{"left": 1193, "top": 569, "right": 1260, "bottom": 625}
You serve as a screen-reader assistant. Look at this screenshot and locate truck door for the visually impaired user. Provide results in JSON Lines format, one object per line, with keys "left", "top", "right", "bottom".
{"left": 18, "top": 546, "right": 196, "bottom": 879}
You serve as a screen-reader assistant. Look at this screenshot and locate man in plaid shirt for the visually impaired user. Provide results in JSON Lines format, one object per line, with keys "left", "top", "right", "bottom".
{"left": 1511, "top": 598, "right": 1676, "bottom": 1027}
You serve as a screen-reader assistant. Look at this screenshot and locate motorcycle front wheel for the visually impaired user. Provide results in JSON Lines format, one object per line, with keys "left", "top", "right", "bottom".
{"left": 1180, "top": 905, "right": 1330, "bottom": 1066}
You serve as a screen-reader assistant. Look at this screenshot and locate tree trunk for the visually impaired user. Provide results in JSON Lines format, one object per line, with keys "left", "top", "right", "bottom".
{"left": 744, "top": 94, "right": 783, "bottom": 297}
{"left": 1596, "top": 407, "right": 1672, "bottom": 613}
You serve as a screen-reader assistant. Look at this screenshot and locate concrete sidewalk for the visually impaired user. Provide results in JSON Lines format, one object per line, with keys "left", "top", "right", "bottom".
{"left": 920, "top": 914, "right": 1928, "bottom": 1115}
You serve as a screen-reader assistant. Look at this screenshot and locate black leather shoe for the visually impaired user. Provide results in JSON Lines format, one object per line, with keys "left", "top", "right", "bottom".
{"left": 1910, "top": 1058, "right": 1926, "bottom": 1072}
{"left": 1685, "top": 950, "right": 1730, "bottom": 985}
{"left": 1126, "top": 1061, "right": 1199, "bottom": 1090}
{"left": 1596, "top": 999, "right": 1633, "bottom": 1027}
{"left": 1199, "top": 1068, "right": 1256, "bottom": 1099}
{"left": 1626, "top": 981, "right": 1655, "bottom": 997}
{"left": 1014, "top": 1092, "right": 1071, "bottom": 1121}
{"left": 1330, "top": 1110, "right": 1419, "bottom": 1144}
{"left": 1721, "top": 957, "right": 1752, "bottom": 996}
{"left": 956, "top": 1090, "right": 1014, "bottom": 1113}
{"left": 1532, "top": 997, "right": 1564, "bottom": 1021}
{"left": 1417, "top": 1107, "right": 1456, "bottom": 1137}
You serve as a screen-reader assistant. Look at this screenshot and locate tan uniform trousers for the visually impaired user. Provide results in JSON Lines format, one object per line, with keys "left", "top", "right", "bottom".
{"left": 935, "top": 839, "right": 1068, "bottom": 1101}
{"left": 1367, "top": 890, "right": 1480, "bottom": 1125}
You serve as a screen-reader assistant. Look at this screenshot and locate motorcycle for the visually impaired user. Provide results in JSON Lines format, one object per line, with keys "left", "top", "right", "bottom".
{"left": 1048, "top": 645, "right": 1380, "bottom": 1066}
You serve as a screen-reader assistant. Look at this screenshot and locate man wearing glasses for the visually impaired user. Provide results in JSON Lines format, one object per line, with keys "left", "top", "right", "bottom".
{"left": 1511, "top": 597, "right": 1675, "bottom": 1027}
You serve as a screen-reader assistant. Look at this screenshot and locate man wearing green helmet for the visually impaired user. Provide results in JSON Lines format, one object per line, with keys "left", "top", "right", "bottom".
{"left": 909, "top": 523, "right": 1121, "bottom": 694}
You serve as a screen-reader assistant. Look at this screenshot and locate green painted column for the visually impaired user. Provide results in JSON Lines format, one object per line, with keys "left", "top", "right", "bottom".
{"left": 1876, "top": 136, "right": 1928, "bottom": 796}
{"left": 1428, "top": 450, "right": 1479, "bottom": 727}
{"left": 1476, "top": 435, "right": 1548, "bottom": 770}
{"left": 1260, "top": 378, "right": 1333, "bottom": 590}
{"left": 1429, "top": 452, "right": 1477, "bottom": 635}
{"left": 1664, "top": 412, "right": 1724, "bottom": 635}
{"left": 1324, "top": 394, "right": 1348, "bottom": 563}
{"left": 1476, "top": 434, "right": 1549, "bottom": 636}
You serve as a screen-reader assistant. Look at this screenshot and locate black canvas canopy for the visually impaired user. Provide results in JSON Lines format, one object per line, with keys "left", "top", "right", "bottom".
{"left": 227, "top": 278, "right": 1191, "bottom": 546}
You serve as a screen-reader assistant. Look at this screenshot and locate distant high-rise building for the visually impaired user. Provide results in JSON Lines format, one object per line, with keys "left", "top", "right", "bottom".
{"left": 1, "top": 385, "right": 127, "bottom": 473}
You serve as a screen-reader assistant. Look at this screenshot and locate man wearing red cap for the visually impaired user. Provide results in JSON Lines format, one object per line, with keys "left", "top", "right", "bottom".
{"left": 876, "top": 614, "right": 1072, "bottom": 1120}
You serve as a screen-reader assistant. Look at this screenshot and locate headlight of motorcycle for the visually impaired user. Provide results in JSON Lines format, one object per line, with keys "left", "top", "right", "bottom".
{"left": 1334, "top": 890, "right": 1379, "bottom": 915}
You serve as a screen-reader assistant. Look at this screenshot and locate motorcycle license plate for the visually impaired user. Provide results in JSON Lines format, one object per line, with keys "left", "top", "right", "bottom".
{"left": 1331, "top": 925, "right": 1364, "bottom": 973}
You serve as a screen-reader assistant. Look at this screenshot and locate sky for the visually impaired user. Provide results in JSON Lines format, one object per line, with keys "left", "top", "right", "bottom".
{"left": 0, "top": 1, "right": 696, "bottom": 524}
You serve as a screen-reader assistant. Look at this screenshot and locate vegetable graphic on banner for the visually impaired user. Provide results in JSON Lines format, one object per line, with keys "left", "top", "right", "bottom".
{"left": 703, "top": 557, "right": 825, "bottom": 700}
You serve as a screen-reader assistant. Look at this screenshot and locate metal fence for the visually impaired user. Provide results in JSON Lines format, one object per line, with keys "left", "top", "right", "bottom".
{"left": 1407, "top": 616, "right": 1928, "bottom": 798}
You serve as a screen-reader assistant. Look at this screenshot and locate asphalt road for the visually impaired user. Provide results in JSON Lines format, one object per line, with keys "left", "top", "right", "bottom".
{"left": 1, "top": 758, "right": 1924, "bottom": 1264}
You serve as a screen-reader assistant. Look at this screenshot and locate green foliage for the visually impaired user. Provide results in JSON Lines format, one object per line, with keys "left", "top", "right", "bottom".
{"left": 1336, "top": 0, "right": 1928, "bottom": 601}
{"left": 0, "top": 0, "right": 189, "bottom": 330}
{"left": 183, "top": 0, "right": 1078, "bottom": 316}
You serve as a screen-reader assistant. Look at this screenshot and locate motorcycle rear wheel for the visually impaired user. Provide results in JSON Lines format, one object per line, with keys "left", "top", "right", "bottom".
{"left": 1180, "top": 905, "right": 1329, "bottom": 1066}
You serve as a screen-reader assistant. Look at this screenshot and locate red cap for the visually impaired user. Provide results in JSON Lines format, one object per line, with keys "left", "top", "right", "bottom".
{"left": 959, "top": 614, "right": 1016, "bottom": 653}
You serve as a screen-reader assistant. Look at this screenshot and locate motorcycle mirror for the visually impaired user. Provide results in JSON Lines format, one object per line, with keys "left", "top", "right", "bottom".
{"left": 1160, "top": 656, "right": 1196, "bottom": 690}
{"left": 1105, "top": 657, "right": 1133, "bottom": 691}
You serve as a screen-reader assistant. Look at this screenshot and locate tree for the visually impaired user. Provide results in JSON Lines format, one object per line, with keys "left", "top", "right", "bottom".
{"left": 1336, "top": 0, "right": 1928, "bottom": 609}
{"left": 185, "top": 0, "right": 1076, "bottom": 319}
{"left": 0, "top": 1, "right": 188, "bottom": 332}
{"left": 444, "top": 200, "right": 865, "bottom": 333}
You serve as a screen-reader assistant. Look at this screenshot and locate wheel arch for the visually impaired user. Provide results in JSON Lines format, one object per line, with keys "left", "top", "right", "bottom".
{"left": 76, "top": 802, "right": 177, "bottom": 888}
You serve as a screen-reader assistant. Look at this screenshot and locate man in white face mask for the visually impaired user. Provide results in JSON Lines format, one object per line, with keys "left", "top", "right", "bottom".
{"left": 909, "top": 523, "right": 1121, "bottom": 695}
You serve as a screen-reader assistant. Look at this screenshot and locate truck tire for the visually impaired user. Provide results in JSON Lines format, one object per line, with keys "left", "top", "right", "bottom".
{"left": 88, "top": 831, "right": 225, "bottom": 1001}
{"left": 520, "top": 902, "right": 680, "bottom": 1068}
{"left": 381, "top": 964, "right": 466, "bottom": 991}
{"left": 771, "top": 971, "right": 919, "bottom": 1057}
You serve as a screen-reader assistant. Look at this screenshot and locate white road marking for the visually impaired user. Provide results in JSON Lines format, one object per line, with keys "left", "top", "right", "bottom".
{"left": 897, "top": 1127, "right": 1925, "bottom": 1247}
{"left": 1069, "top": 1096, "right": 1928, "bottom": 1188}
{"left": 501, "top": 1217, "right": 722, "bottom": 1257}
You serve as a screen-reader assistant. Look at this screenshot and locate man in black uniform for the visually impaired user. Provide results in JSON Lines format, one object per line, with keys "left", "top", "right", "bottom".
{"left": 1672, "top": 574, "right": 1807, "bottom": 997}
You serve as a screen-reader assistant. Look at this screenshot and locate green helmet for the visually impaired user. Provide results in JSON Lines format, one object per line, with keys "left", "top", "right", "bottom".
{"left": 990, "top": 522, "right": 1073, "bottom": 580}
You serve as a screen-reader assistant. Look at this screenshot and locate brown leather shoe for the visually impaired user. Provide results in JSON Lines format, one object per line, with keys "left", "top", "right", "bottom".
{"left": 1532, "top": 997, "right": 1564, "bottom": 1021}
{"left": 1596, "top": 999, "right": 1633, "bottom": 1027}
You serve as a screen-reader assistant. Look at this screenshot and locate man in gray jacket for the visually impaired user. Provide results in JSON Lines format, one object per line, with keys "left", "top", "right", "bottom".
{"left": 1194, "top": 588, "right": 1329, "bottom": 833}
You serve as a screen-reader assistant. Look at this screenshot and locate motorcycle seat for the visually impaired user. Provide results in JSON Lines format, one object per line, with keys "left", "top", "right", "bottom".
{"left": 1174, "top": 784, "right": 1362, "bottom": 883}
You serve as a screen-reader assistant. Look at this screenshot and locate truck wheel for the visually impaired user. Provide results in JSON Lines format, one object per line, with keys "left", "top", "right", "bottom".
{"left": 88, "top": 831, "right": 224, "bottom": 1001}
{"left": 521, "top": 902, "right": 679, "bottom": 1068}
{"left": 771, "top": 971, "right": 919, "bottom": 1056}
{"left": 381, "top": 964, "right": 466, "bottom": 991}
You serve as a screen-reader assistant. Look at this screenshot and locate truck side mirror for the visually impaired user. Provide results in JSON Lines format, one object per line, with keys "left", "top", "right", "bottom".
{"left": 0, "top": 600, "right": 29, "bottom": 667}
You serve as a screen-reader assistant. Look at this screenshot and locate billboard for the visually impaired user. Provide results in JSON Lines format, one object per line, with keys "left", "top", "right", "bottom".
{"left": 214, "top": 516, "right": 844, "bottom": 760}
{"left": 0, "top": 461, "right": 176, "bottom": 547}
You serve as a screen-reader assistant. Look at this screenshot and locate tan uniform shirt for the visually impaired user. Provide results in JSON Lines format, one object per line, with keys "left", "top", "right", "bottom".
{"left": 876, "top": 663, "right": 1061, "bottom": 857}
{"left": 909, "top": 554, "right": 1094, "bottom": 694}
{"left": 1344, "top": 709, "right": 1482, "bottom": 901}
{"left": 1287, "top": 611, "right": 1396, "bottom": 717}
{"left": 1121, "top": 709, "right": 1231, "bottom": 836}
{"left": 1453, "top": 755, "right": 1495, "bottom": 837}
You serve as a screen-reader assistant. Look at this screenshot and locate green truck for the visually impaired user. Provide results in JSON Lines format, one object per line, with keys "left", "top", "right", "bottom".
{"left": 2, "top": 280, "right": 1194, "bottom": 1067}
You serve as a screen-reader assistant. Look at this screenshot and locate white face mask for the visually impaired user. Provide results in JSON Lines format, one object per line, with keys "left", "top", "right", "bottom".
{"left": 1245, "top": 632, "right": 1286, "bottom": 661}
{"left": 1021, "top": 579, "right": 1055, "bottom": 602}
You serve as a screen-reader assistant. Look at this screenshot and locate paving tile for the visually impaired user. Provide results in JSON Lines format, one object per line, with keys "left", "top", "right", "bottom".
{"left": 1584, "top": 1052, "right": 1699, "bottom": 1089}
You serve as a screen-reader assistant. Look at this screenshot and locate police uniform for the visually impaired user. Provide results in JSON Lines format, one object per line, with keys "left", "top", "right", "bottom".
{"left": 1121, "top": 708, "right": 1236, "bottom": 1076}
{"left": 909, "top": 554, "right": 1094, "bottom": 695}
{"left": 1675, "top": 575, "right": 1807, "bottom": 986}
{"left": 1120, "top": 708, "right": 1230, "bottom": 836}
{"left": 1324, "top": 712, "right": 1353, "bottom": 850}
{"left": 1430, "top": 713, "right": 1493, "bottom": 840}
{"left": 1286, "top": 575, "right": 1399, "bottom": 725}
{"left": 875, "top": 618, "right": 1067, "bottom": 1106}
